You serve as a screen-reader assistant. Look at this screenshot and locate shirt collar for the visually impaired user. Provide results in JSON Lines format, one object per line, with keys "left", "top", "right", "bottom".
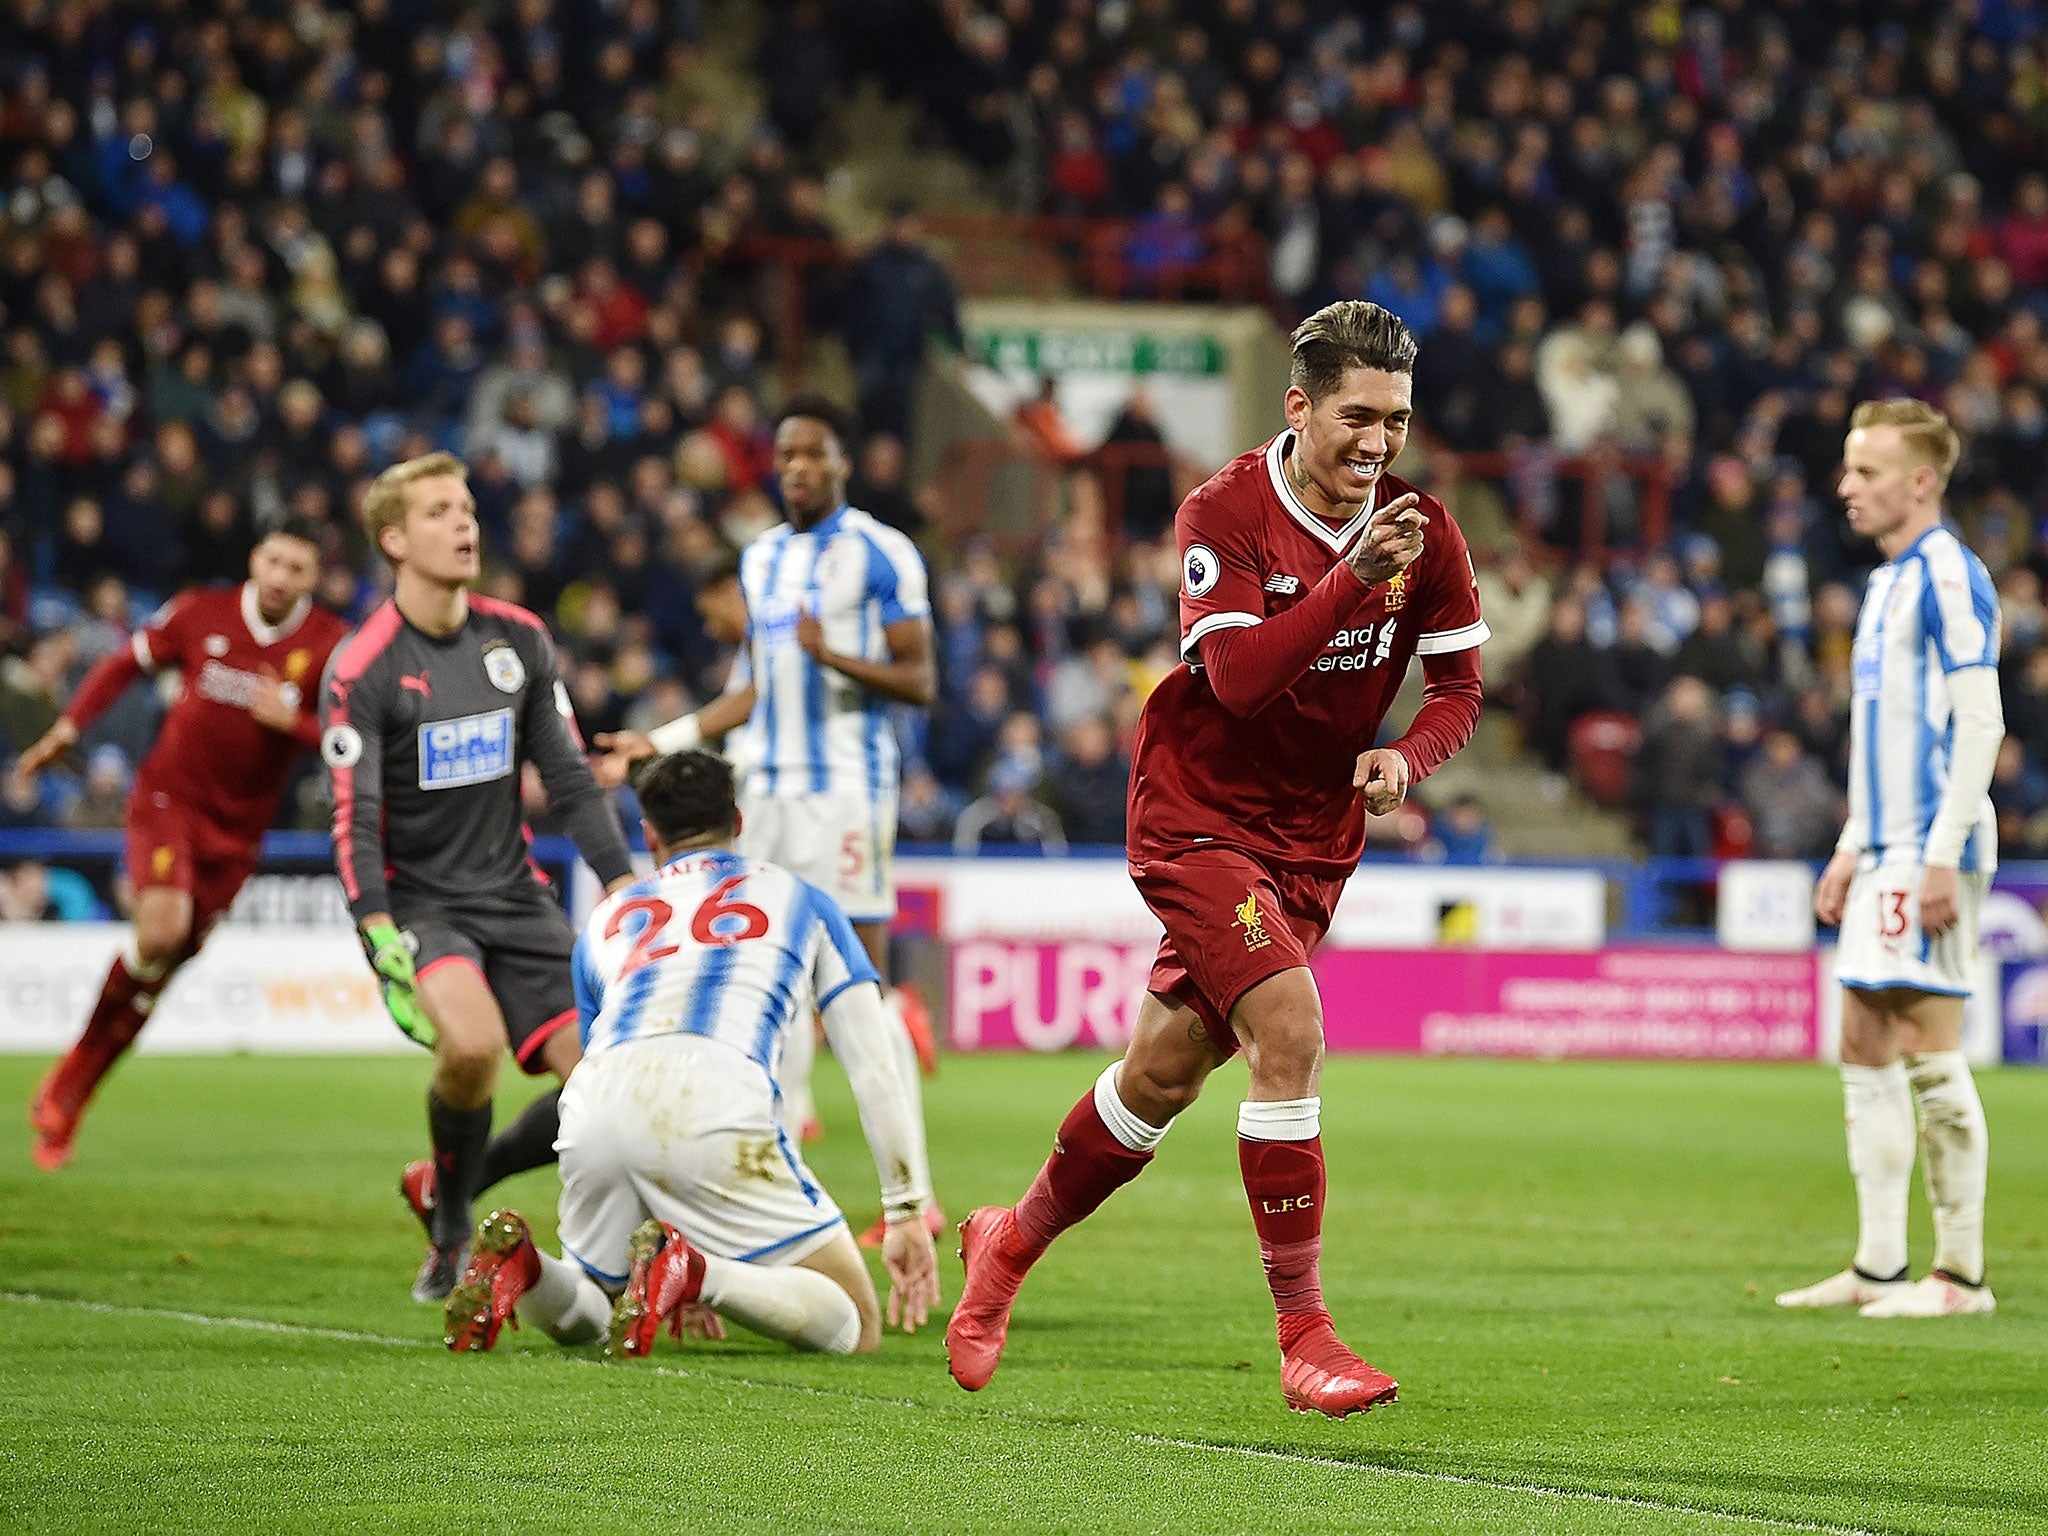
{"left": 797, "top": 503, "right": 851, "bottom": 539}
{"left": 241, "top": 580, "right": 311, "bottom": 646}
{"left": 1263, "top": 434, "right": 1380, "bottom": 552}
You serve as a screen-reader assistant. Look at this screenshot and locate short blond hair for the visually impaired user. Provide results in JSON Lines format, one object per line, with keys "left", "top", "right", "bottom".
{"left": 1850, "top": 398, "right": 1962, "bottom": 487}
{"left": 362, "top": 451, "right": 467, "bottom": 563}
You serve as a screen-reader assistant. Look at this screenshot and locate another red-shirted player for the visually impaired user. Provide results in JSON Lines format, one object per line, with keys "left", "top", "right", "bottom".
{"left": 946, "top": 302, "right": 1487, "bottom": 1416}
{"left": 12, "top": 519, "right": 348, "bottom": 1170}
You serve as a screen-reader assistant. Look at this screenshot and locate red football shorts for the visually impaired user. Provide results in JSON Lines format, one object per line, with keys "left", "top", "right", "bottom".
{"left": 1130, "top": 846, "right": 1346, "bottom": 1058}
{"left": 125, "top": 784, "right": 261, "bottom": 938}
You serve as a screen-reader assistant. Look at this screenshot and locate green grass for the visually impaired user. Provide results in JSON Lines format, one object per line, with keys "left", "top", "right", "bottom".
{"left": 0, "top": 1053, "right": 2044, "bottom": 1535}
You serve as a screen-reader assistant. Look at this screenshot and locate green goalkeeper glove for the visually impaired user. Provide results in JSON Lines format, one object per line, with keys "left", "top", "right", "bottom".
{"left": 362, "top": 922, "right": 435, "bottom": 1049}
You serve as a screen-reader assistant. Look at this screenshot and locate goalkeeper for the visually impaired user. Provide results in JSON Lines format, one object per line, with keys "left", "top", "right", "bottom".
{"left": 321, "top": 454, "right": 636, "bottom": 1302}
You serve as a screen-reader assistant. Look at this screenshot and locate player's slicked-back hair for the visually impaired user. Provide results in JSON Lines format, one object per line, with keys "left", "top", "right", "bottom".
{"left": 1850, "top": 397, "right": 1963, "bottom": 488}
{"left": 362, "top": 451, "right": 468, "bottom": 564}
{"left": 265, "top": 514, "right": 328, "bottom": 554}
{"left": 1289, "top": 300, "right": 1419, "bottom": 401}
{"left": 773, "top": 393, "right": 857, "bottom": 454}
{"left": 637, "top": 747, "right": 739, "bottom": 847}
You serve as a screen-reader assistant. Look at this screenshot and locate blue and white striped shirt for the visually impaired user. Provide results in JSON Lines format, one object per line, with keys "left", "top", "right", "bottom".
{"left": 737, "top": 505, "right": 929, "bottom": 803}
{"left": 573, "top": 849, "right": 880, "bottom": 1081}
{"left": 1844, "top": 523, "right": 2001, "bottom": 871}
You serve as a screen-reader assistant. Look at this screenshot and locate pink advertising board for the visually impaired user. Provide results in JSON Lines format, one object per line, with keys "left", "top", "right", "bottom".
{"left": 949, "top": 942, "right": 1819, "bottom": 1060}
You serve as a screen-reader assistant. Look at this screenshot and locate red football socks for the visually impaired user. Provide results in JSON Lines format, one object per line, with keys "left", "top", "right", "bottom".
{"left": 1011, "top": 1089, "right": 1156, "bottom": 1254}
{"left": 57, "top": 956, "right": 158, "bottom": 1108}
{"left": 1239, "top": 1133, "right": 1330, "bottom": 1350}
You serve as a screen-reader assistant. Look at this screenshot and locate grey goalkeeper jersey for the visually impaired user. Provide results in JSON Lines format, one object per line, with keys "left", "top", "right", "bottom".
{"left": 320, "top": 594, "right": 634, "bottom": 923}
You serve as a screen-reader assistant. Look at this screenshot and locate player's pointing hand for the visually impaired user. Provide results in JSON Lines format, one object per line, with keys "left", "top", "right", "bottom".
{"left": 1346, "top": 492, "right": 1426, "bottom": 586}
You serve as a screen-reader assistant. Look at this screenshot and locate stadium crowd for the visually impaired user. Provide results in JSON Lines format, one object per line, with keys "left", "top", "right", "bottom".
{"left": 9, "top": 0, "right": 2048, "bottom": 909}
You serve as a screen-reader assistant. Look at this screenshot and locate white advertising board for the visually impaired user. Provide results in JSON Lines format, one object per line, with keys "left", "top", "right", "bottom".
{"left": 0, "top": 923, "right": 410, "bottom": 1054}
{"left": 900, "top": 858, "right": 1606, "bottom": 948}
{"left": 1716, "top": 861, "right": 1818, "bottom": 952}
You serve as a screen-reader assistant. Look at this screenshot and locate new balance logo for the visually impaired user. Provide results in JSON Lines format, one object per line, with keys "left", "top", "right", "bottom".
{"left": 1263, "top": 574, "right": 1302, "bottom": 595}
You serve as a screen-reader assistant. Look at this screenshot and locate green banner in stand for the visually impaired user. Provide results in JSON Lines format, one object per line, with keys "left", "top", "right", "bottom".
{"left": 972, "top": 329, "right": 1227, "bottom": 376}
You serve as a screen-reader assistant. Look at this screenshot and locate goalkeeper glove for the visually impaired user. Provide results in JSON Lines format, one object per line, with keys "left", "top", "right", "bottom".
{"left": 362, "top": 922, "right": 435, "bottom": 1049}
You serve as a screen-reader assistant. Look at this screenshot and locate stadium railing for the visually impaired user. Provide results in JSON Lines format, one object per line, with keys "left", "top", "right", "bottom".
{"left": 733, "top": 215, "right": 1275, "bottom": 384}
{"left": 1450, "top": 448, "right": 1675, "bottom": 564}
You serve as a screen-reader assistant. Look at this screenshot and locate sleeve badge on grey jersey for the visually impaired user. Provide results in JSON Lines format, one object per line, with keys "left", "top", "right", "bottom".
{"left": 322, "top": 724, "right": 363, "bottom": 767}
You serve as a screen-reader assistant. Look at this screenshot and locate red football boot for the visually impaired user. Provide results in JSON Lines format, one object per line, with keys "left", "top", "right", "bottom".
{"left": 399, "top": 1159, "right": 436, "bottom": 1236}
{"left": 856, "top": 1202, "right": 949, "bottom": 1249}
{"left": 443, "top": 1210, "right": 543, "bottom": 1352}
{"left": 945, "top": 1206, "right": 1037, "bottom": 1391}
{"left": 1278, "top": 1313, "right": 1399, "bottom": 1418}
{"left": 606, "top": 1219, "right": 706, "bottom": 1359}
{"left": 892, "top": 982, "right": 940, "bottom": 1076}
{"left": 28, "top": 1059, "right": 85, "bottom": 1172}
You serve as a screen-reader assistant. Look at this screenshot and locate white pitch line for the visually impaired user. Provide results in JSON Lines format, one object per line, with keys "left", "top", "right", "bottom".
{"left": 0, "top": 1291, "right": 1891, "bottom": 1535}
{"left": 0, "top": 1290, "right": 429, "bottom": 1349}
{"left": 1131, "top": 1434, "right": 1886, "bottom": 1536}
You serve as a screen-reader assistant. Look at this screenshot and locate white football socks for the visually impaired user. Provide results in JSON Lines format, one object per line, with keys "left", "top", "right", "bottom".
{"left": 1905, "top": 1052, "right": 1989, "bottom": 1285}
{"left": 698, "top": 1256, "right": 862, "bottom": 1353}
{"left": 518, "top": 1250, "right": 611, "bottom": 1346}
{"left": 1841, "top": 1062, "right": 1913, "bottom": 1279}
{"left": 1097, "top": 1062, "right": 1170, "bottom": 1152}
{"left": 1237, "top": 1097, "right": 1322, "bottom": 1142}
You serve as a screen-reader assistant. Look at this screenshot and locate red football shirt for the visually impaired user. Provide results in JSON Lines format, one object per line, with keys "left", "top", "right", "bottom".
{"left": 65, "top": 583, "right": 350, "bottom": 844}
{"left": 1128, "top": 435, "right": 1488, "bottom": 880}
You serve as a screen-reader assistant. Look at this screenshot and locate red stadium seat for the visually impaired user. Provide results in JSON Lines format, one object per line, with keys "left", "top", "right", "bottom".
{"left": 1711, "top": 804, "right": 1755, "bottom": 860}
{"left": 1566, "top": 711, "right": 1641, "bottom": 809}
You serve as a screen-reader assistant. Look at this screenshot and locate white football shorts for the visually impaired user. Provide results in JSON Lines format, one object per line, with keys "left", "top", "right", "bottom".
{"left": 556, "top": 1034, "right": 845, "bottom": 1287}
{"left": 1834, "top": 859, "right": 1989, "bottom": 997}
{"left": 738, "top": 789, "right": 896, "bottom": 925}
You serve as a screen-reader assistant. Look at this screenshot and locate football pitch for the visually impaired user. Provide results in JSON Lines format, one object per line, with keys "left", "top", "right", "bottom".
{"left": 1, "top": 1053, "right": 2043, "bottom": 1535}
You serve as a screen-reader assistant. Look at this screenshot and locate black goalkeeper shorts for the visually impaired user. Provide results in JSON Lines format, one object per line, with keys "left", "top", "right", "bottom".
{"left": 394, "top": 880, "right": 579, "bottom": 1073}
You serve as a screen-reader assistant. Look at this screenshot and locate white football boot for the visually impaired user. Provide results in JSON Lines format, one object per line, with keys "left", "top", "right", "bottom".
{"left": 1775, "top": 1267, "right": 1910, "bottom": 1309}
{"left": 1858, "top": 1273, "right": 1996, "bottom": 1317}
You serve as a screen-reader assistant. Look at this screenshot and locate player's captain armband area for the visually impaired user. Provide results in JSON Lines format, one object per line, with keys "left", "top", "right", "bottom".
{"left": 417, "top": 709, "right": 515, "bottom": 790}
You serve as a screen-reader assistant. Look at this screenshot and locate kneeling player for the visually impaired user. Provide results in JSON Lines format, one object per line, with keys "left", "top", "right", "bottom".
{"left": 443, "top": 748, "right": 939, "bottom": 1355}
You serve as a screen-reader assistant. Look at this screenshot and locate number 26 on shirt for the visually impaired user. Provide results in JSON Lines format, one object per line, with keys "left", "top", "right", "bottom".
{"left": 607, "top": 877, "right": 772, "bottom": 976}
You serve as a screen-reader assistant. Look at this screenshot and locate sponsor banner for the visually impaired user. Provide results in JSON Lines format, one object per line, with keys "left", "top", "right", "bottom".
{"left": 949, "top": 939, "right": 1155, "bottom": 1052}
{"left": 2000, "top": 959, "right": 2048, "bottom": 1065}
{"left": 1313, "top": 948, "right": 1817, "bottom": 1060}
{"left": 1324, "top": 867, "right": 1605, "bottom": 950}
{"left": 965, "top": 322, "right": 1235, "bottom": 470}
{"left": 949, "top": 941, "right": 1818, "bottom": 1061}
{"left": 900, "top": 858, "right": 1605, "bottom": 948}
{"left": 0, "top": 923, "right": 409, "bottom": 1054}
